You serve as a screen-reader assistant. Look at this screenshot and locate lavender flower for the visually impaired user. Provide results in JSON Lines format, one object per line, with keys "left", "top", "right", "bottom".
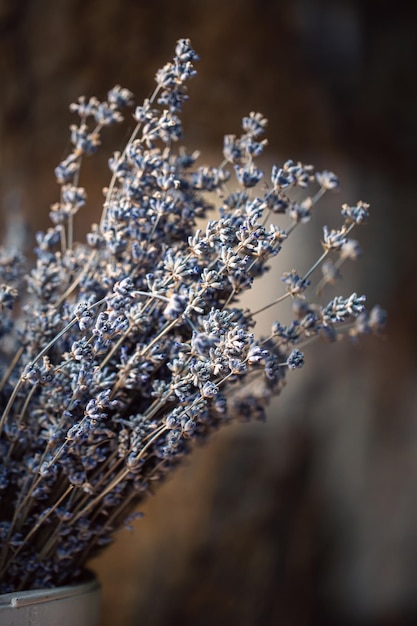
{"left": 0, "top": 38, "right": 385, "bottom": 593}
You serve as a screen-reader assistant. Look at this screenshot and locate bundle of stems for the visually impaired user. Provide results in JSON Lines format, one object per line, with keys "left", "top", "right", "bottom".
{"left": 0, "top": 39, "right": 385, "bottom": 593}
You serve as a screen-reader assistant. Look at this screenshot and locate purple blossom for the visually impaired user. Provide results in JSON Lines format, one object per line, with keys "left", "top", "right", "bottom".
{"left": 0, "top": 37, "right": 385, "bottom": 594}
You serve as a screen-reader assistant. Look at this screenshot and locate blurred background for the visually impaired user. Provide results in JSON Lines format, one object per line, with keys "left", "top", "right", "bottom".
{"left": 1, "top": 0, "right": 416, "bottom": 624}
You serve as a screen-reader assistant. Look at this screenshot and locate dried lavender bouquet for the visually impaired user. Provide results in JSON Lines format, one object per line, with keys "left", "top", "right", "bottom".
{"left": 0, "top": 39, "right": 384, "bottom": 593}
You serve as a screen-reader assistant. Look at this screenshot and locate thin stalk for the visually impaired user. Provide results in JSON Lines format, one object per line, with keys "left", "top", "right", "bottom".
{"left": 100, "top": 84, "right": 161, "bottom": 228}
{"left": 0, "top": 346, "right": 24, "bottom": 394}
{"left": 74, "top": 488, "right": 140, "bottom": 568}
{"left": 55, "top": 249, "right": 96, "bottom": 307}
{"left": 0, "top": 298, "right": 106, "bottom": 430}
{"left": 69, "top": 425, "right": 168, "bottom": 525}
{"left": 0, "top": 486, "right": 74, "bottom": 583}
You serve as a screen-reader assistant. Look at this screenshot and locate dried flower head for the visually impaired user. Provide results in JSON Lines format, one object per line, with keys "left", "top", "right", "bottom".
{"left": 0, "top": 39, "right": 385, "bottom": 593}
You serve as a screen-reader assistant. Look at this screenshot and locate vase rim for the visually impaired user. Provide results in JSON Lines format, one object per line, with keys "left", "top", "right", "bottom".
{"left": 0, "top": 570, "right": 100, "bottom": 608}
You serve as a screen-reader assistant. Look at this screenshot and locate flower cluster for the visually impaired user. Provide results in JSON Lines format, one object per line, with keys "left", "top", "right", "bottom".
{"left": 0, "top": 39, "right": 385, "bottom": 593}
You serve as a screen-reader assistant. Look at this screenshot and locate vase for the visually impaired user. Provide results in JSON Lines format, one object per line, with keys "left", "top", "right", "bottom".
{"left": 0, "top": 572, "right": 101, "bottom": 626}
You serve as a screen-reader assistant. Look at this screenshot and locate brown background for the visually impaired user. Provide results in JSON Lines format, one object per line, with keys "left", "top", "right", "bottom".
{"left": 1, "top": 1, "right": 417, "bottom": 624}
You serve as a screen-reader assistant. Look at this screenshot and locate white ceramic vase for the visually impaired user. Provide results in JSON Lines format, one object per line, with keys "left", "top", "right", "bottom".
{"left": 0, "top": 574, "right": 101, "bottom": 626}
